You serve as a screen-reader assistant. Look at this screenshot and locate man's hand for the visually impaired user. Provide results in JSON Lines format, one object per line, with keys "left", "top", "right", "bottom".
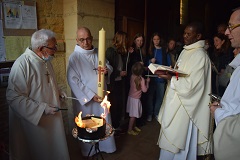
{"left": 44, "top": 104, "right": 57, "bottom": 115}
{"left": 60, "top": 90, "right": 67, "bottom": 99}
{"left": 209, "top": 101, "right": 221, "bottom": 118}
{"left": 92, "top": 94, "right": 102, "bottom": 102}
{"left": 157, "top": 71, "right": 172, "bottom": 80}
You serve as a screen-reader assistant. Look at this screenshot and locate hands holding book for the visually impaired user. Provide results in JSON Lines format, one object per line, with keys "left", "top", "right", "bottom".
{"left": 148, "top": 63, "right": 188, "bottom": 80}
{"left": 156, "top": 70, "right": 173, "bottom": 80}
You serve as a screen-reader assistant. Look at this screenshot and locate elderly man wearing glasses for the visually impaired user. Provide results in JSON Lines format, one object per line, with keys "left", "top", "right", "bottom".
{"left": 209, "top": 7, "right": 240, "bottom": 160}
{"left": 67, "top": 27, "right": 116, "bottom": 158}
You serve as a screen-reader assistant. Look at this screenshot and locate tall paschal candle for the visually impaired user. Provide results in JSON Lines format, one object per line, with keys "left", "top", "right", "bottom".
{"left": 97, "top": 28, "right": 106, "bottom": 100}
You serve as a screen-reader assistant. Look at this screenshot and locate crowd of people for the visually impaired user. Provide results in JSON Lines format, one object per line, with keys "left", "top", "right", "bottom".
{"left": 5, "top": 6, "right": 240, "bottom": 160}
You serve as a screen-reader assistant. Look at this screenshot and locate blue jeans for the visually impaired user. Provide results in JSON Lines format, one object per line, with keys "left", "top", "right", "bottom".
{"left": 147, "top": 81, "right": 166, "bottom": 117}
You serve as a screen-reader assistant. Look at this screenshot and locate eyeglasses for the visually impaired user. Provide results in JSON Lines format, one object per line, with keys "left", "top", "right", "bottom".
{"left": 227, "top": 23, "right": 240, "bottom": 32}
{"left": 78, "top": 37, "right": 92, "bottom": 43}
{"left": 44, "top": 45, "right": 57, "bottom": 51}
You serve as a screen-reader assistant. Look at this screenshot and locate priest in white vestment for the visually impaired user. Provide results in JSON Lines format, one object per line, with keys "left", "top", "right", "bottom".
{"left": 156, "top": 22, "right": 213, "bottom": 160}
{"left": 210, "top": 8, "right": 240, "bottom": 160}
{"left": 6, "top": 29, "right": 70, "bottom": 160}
{"left": 67, "top": 27, "right": 116, "bottom": 157}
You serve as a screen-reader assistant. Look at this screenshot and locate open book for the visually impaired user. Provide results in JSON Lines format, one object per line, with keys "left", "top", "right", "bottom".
{"left": 148, "top": 63, "right": 188, "bottom": 77}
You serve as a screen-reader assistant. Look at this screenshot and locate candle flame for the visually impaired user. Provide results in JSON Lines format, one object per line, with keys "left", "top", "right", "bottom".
{"left": 100, "top": 91, "right": 111, "bottom": 118}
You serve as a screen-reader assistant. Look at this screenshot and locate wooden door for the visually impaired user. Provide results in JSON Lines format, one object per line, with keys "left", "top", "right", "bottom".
{"left": 122, "top": 16, "right": 144, "bottom": 48}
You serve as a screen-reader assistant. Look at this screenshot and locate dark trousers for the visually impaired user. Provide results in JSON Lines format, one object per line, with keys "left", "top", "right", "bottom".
{"left": 109, "top": 80, "right": 126, "bottom": 129}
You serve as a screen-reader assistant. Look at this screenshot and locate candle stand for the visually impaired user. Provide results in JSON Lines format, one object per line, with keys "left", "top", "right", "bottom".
{"left": 72, "top": 123, "right": 114, "bottom": 160}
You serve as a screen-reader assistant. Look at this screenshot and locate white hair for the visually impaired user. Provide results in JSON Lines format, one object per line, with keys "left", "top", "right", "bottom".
{"left": 31, "top": 29, "right": 56, "bottom": 50}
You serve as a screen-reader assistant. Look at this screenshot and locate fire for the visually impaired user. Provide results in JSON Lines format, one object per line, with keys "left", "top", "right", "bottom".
{"left": 75, "top": 91, "right": 111, "bottom": 127}
{"left": 100, "top": 91, "right": 111, "bottom": 118}
{"left": 75, "top": 111, "right": 84, "bottom": 128}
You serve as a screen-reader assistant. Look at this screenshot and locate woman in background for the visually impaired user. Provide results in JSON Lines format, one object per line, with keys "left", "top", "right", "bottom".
{"left": 166, "top": 38, "right": 177, "bottom": 67}
{"left": 106, "top": 31, "right": 128, "bottom": 136}
{"left": 146, "top": 32, "right": 171, "bottom": 122}
{"left": 212, "top": 33, "right": 234, "bottom": 96}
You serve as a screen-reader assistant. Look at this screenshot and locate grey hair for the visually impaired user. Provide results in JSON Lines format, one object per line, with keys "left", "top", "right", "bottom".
{"left": 31, "top": 29, "right": 56, "bottom": 50}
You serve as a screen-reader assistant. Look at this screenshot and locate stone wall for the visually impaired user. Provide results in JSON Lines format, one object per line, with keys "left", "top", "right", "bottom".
{"left": 37, "top": 0, "right": 64, "bottom": 39}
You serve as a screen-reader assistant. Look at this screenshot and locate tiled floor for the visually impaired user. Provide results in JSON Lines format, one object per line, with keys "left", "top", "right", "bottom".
{"left": 67, "top": 118, "right": 161, "bottom": 160}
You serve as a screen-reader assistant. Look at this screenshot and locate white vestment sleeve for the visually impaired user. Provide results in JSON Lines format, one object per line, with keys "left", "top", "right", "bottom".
{"left": 214, "top": 66, "right": 240, "bottom": 125}
{"left": 67, "top": 59, "right": 95, "bottom": 106}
